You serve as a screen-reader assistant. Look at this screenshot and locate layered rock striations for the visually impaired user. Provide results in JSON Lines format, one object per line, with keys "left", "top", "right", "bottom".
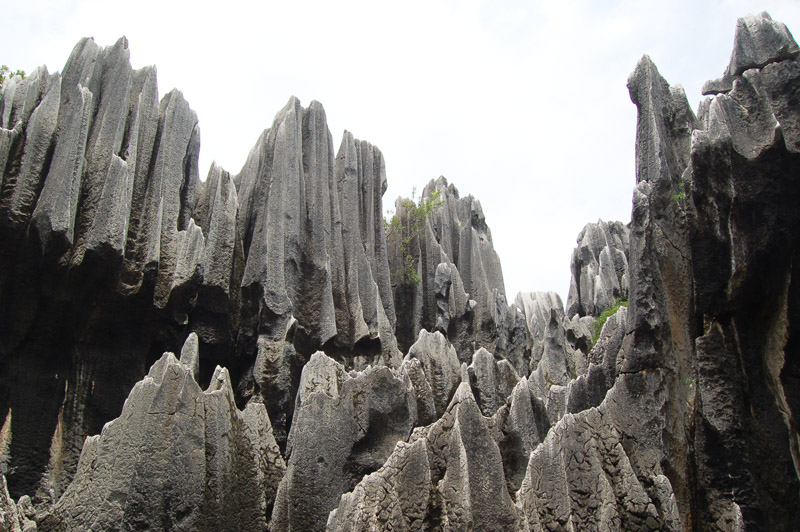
{"left": 0, "top": 11, "right": 799, "bottom": 532}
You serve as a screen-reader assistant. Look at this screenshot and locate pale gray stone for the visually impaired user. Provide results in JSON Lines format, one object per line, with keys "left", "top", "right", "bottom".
{"left": 467, "top": 347, "right": 518, "bottom": 416}
{"left": 726, "top": 12, "right": 799, "bottom": 78}
{"left": 179, "top": 331, "right": 200, "bottom": 381}
{"left": 271, "top": 352, "right": 417, "bottom": 532}
{"left": 404, "top": 330, "right": 461, "bottom": 418}
{"left": 70, "top": 37, "right": 133, "bottom": 266}
{"left": 30, "top": 84, "right": 93, "bottom": 256}
{"left": 326, "top": 439, "right": 431, "bottom": 532}
{"left": 1, "top": 73, "right": 59, "bottom": 228}
{"left": 41, "top": 353, "right": 284, "bottom": 531}
{"left": 565, "top": 221, "right": 629, "bottom": 318}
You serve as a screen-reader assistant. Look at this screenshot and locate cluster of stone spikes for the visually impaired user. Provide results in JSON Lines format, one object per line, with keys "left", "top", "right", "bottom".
{"left": 0, "top": 11, "right": 799, "bottom": 532}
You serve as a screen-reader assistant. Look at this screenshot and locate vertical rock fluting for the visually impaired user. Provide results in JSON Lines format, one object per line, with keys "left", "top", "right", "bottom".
{"left": 565, "top": 220, "right": 630, "bottom": 318}
{"left": 517, "top": 44, "right": 697, "bottom": 531}
{"left": 388, "top": 176, "right": 528, "bottom": 368}
{"left": 514, "top": 12, "right": 800, "bottom": 531}
{"left": 0, "top": 36, "right": 400, "bottom": 502}
{"left": 270, "top": 352, "right": 417, "bottom": 532}
{"left": 236, "top": 106, "right": 400, "bottom": 446}
{"left": 688, "top": 12, "right": 800, "bottom": 530}
{"left": 39, "top": 347, "right": 285, "bottom": 532}
{"left": 1, "top": 12, "right": 800, "bottom": 531}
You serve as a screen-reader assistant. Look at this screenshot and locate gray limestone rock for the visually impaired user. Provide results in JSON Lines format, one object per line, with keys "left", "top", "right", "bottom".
{"left": 436, "top": 386, "right": 519, "bottom": 531}
{"left": 624, "top": 52, "right": 698, "bottom": 527}
{"left": 688, "top": 17, "right": 800, "bottom": 526}
{"left": 0, "top": 72, "right": 59, "bottom": 230}
{"left": 467, "top": 347, "right": 518, "bottom": 417}
{"left": 566, "top": 306, "right": 627, "bottom": 414}
{"left": 516, "top": 291, "right": 564, "bottom": 370}
{"left": 179, "top": 331, "right": 200, "bottom": 380}
{"left": 329, "top": 381, "right": 521, "bottom": 531}
{"left": 492, "top": 376, "right": 550, "bottom": 495}
{"left": 1, "top": 474, "right": 35, "bottom": 532}
{"left": 29, "top": 83, "right": 93, "bottom": 257}
{"left": 760, "top": 59, "right": 800, "bottom": 153}
{"left": 516, "top": 405, "right": 681, "bottom": 532}
{"left": 3, "top": 21, "right": 800, "bottom": 531}
{"left": 703, "top": 12, "right": 799, "bottom": 96}
{"left": 399, "top": 357, "right": 437, "bottom": 427}
{"left": 236, "top": 103, "right": 397, "bottom": 364}
{"left": 39, "top": 352, "right": 284, "bottom": 531}
{"left": 389, "top": 177, "right": 512, "bottom": 363}
{"left": 1, "top": 65, "right": 52, "bottom": 133}
{"left": 326, "top": 439, "right": 431, "bottom": 532}
{"left": 147, "top": 90, "right": 200, "bottom": 308}
{"left": 70, "top": 37, "right": 133, "bottom": 267}
{"left": 565, "top": 220, "right": 629, "bottom": 318}
{"left": 271, "top": 353, "right": 417, "bottom": 532}
{"left": 404, "top": 330, "right": 461, "bottom": 418}
{"left": 399, "top": 382, "right": 520, "bottom": 531}
{"left": 191, "top": 163, "right": 244, "bottom": 344}
{"left": 725, "top": 12, "right": 799, "bottom": 78}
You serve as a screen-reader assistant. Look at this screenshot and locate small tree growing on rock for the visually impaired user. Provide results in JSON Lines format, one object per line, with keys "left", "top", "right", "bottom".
{"left": 0, "top": 65, "right": 26, "bottom": 89}
{"left": 385, "top": 189, "right": 444, "bottom": 287}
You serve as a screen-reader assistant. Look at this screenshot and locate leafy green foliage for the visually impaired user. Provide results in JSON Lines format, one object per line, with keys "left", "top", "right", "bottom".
{"left": 0, "top": 65, "right": 26, "bottom": 89}
{"left": 385, "top": 189, "right": 444, "bottom": 286}
{"left": 671, "top": 182, "right": 686, "bottom": 202}
{"left": 591, "top": 297, "right": 628, "bottom": 343}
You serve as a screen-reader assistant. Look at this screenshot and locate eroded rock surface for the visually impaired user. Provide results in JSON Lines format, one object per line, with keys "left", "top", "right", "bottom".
{"left": 39, "top": 350, "right": 284, "bottom": 531}
{"left": 1, "top": 12, "right": 800, "bottom": 532}
{"left": 388, "top": 177, "right": 527, "bottom": 367}
{"left": 270, "top": 353, "right": 416, "bottom": 532}
{"left": 565, "top": 220, "right": 630, "bottom": 318}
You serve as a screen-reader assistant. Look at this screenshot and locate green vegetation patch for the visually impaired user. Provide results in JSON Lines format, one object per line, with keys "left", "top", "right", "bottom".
{"left": 592, "top": 297, "right": 628, "bottom": 343}
{"left": 385, "top": 189, "right": 444, "bottom": 286}
{"left": 0, "top": 65, "right": 26, "bottom": 88}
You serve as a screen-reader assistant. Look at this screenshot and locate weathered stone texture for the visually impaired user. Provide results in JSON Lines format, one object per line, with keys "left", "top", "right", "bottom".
{"left": 271, "top": 352, "right": 416, "bottom": 532}
{"left": 565, "top": 220, "right": 629, "bottom": 318}
{"left": 39, "top": 350, "right": 284, "bottom": 531}
{"left": 2, "top": 13, "right": 800, "bottom": 531}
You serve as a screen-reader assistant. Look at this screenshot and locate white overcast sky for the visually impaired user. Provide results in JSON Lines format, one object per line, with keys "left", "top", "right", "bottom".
{"left": 4, "top": 0, "right": 800, "bottom": 303}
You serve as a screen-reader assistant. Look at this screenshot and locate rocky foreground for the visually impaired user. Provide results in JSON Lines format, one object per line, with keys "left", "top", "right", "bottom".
{"left": 0, "top": 11, "right": 798, "bottom": 532}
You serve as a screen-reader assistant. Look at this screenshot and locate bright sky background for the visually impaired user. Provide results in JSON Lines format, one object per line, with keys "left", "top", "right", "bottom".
{"left": 4, "top": 0, "right": 800, "bottom": 304}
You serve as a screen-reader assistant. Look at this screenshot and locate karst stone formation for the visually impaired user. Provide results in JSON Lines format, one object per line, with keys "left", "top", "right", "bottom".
{"left": 0, "top": 11, "right": 798, "bottom": 532}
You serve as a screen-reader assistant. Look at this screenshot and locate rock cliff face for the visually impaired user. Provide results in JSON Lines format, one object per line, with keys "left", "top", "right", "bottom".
{"left": 0, "top": 11, "right": 799, "bottom": 532}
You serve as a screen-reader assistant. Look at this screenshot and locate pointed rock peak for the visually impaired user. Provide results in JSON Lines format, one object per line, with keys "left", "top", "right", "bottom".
{"left": 102, "top": 36, "right": 130, "bottom": 60}
{"left": 297, "top": 352, "right": 346, "bottom": 404}
{"left": 145, "top": 351, "right": 182, "bottom": 385}
{"left": 307, "top": 99, "right": 326, "bottom": 115}
{"left": 513, "top": 375, "right": 530, "bottom": 392}
{"left": 206, "top": 365, "right": 232, "bottom": 393}
{"left": 179, "top": 332, "right": 200, "bottom": 380}
{"left": 449, "top": 379, "right": 476, "bottom": 409}
{"left": 628, "top": 54, "right": 668, "bottom": 104}
{"left": 470, "top": 347, "right": 493, "bottom": 366}
{"left": 726, "top": 12, "right": 800, "bottom": 78}
{"left": 459, "top": 362, "right": 469, "bottom": 383}
{"left": 338, "top": 129, "right": 356, "bottom": 149}
{"left": 274, "top": 95, "right": 303, "bottom": 121}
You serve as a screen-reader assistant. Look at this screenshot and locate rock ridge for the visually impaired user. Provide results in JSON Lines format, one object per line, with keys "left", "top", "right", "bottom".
{"left": 0, "top": 12, "right": 799, "bottom": 531}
